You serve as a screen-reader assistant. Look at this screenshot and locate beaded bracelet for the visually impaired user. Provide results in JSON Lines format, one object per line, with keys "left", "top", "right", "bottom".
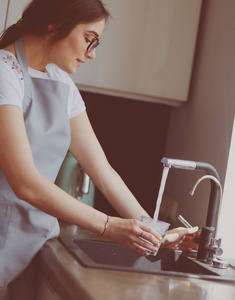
{"left": 100, "top": 215, "right": 109, "bottom": 236}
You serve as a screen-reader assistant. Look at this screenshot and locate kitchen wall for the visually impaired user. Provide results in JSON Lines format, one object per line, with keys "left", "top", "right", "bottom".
{"left": 164, "top": 0, "right": 235, "bottom": 228}
{"left": 81, "top": 0, "right": 234, "bottom": 229}
{"left": 81, "top": 91, "right": 171, "bottom": 217}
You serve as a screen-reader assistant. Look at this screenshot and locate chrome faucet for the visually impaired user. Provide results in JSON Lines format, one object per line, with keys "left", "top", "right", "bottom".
{"left": 161, "top": 157, "right": 221, "bottom": 261}
{"left": 204, "top": 237, "right": 229, "bottom": 269}
{"left": 190, "top": 175, "right": 222, "bottom": 199}
{"left": 190, "top": 174, "right": 223, "bottom": 261}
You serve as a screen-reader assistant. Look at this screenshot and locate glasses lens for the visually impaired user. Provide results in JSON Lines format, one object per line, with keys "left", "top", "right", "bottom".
{"left": 87, "top": 39, "right": 100, "bottom": 53}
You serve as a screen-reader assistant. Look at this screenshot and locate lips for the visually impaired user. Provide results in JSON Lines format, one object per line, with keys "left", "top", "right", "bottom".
{"left": 76, "top": 59, "right": 81, "bottom": 67}
{"left": 76, "top": 59, "right": 85, "bottom": 64}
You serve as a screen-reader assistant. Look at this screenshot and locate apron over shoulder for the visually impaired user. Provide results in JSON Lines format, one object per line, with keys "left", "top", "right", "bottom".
{"left": 0, "top": 38, "right": 71, "bottom": 298}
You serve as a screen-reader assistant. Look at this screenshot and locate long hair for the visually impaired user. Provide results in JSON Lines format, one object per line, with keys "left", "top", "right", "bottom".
{"left": 0, "top": 0, "right": 110, "bottom": 49}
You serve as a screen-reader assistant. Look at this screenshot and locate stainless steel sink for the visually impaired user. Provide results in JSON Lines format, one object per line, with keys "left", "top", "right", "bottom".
{"left": 59, "top": 237, "right": 235, "bottom": 283}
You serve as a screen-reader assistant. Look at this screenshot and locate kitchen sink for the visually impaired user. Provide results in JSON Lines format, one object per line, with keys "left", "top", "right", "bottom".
{"left": 59, "top": 237, "right": 235, "bottom": 283}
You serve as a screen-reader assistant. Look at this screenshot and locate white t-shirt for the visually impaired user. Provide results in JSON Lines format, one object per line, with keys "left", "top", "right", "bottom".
{"left": 0, "top": 49, "right": 86, "bottom": 118}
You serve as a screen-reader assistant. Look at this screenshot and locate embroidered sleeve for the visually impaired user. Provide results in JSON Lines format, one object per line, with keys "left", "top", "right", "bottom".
{"left": 1, "top": 54, "right": 23, "bottom": 81}
{"left": 0, "top": 55, "right": 24, "bottom": 109}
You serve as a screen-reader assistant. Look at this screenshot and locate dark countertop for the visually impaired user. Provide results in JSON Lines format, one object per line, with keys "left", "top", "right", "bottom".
{"left": 37, "top": 221, "right": 235, "bottom": 300}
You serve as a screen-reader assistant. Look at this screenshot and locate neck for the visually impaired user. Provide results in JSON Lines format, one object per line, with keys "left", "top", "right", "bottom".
{"left": 22, "top": 35, "right": 50, "bottom": 71}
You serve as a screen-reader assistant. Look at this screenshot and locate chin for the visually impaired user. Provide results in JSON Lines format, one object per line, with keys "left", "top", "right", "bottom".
{"left": 70, "top": 68, "right": 77, "bottom": 74}
{"left": 60, "top": 65, "right": 76, "bottom": 74}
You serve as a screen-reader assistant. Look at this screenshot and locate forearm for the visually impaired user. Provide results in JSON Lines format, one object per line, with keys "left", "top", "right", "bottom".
{"left": 19, "top": 172, "right": 108, "bottom": 235}
{"left": 89, "top": 163, "right": 149, "bottom": 220}
{"left": 69, "top": 112, "right": 149, "bottom": 220}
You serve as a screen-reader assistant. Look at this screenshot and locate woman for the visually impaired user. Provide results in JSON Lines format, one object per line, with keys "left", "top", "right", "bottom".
{"left": 0, "top": 0, "right": 198, "bottom": 298}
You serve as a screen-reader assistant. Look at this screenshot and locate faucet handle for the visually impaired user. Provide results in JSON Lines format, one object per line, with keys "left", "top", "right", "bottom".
{"left": 210, "top": 237, "right": 222, "bottom": 248}
{"left": 210, "top": 237, "right": 229, "bottom": 269}
{"left": 207, "top": 237, "right": 223, "bottom": 257}
{"left": 217, "top": 238, "right": 222, "bottom": 247}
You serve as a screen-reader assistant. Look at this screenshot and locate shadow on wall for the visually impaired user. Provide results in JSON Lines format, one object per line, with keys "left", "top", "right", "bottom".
{"left": 81, "top": 91, "right": 171, "bottom": 218}
{"left": 164, "top": 0, "right": 235, "bottom": 228}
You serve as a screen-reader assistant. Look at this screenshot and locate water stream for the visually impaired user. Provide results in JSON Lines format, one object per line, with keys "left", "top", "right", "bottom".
{"left": 153, "top": 166, "right": 170, "bottom": 220}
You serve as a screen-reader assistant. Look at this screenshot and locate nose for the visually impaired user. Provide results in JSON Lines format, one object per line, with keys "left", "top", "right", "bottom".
{"left": 86, "top": 48, "right": 96, "bottom": 60}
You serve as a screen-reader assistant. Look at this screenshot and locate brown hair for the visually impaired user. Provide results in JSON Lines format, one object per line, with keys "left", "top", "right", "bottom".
{"left": 0, "top": 0, "right": 110, "bottom": 49}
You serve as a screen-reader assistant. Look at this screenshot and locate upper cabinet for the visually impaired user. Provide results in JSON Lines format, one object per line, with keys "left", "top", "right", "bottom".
{"left": 5, "top": 0, "right": 30, "bottom": 28}
{"left": 3, "top": 0, "right": 202, "bottom": 106}
{"left": 0, "top": 0, "right": 9, "bottom": 33}
{"left": 72, "top": 0, "right": 202, "bottom": 106}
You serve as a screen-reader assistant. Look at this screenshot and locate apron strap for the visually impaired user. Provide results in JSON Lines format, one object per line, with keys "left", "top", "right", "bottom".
{"left": 45, "top": 67, "right": 52, "bottom": 80}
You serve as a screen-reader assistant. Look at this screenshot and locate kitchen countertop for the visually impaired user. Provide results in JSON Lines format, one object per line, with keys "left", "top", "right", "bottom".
{"left": 36, "top": 221, "right": 235, "bottom": 300}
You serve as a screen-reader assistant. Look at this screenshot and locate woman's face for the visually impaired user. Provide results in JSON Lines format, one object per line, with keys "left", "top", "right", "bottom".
{"left": 49, "top": 19, "right": 105, "bottom": 74}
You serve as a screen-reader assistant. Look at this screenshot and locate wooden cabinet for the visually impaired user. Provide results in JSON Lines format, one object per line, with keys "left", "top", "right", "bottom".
{"left": 5, "top": 0, "right": 30, "bottom": 28}
{"left": 36, "top": 269, "right": 62, "bottom": 300}
{"left": 3, "top": 0, "right": 202, "bottom": 106}
{"left": 72, "top": 0, "right": 202, "bottom": 106}
{"left": 0, "top": 0, "right": 9, "bottom": 33}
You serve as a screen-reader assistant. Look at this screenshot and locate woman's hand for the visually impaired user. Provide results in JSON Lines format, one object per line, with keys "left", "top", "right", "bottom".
{"left": 161, "top": 226, "right": 200, "bottom": 251}
{"left": 104, "top": 217, "right": 162, "bottom": 256}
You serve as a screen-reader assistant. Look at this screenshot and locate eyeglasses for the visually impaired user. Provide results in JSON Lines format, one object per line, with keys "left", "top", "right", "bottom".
{"left": 86, "top": 36, "right": 100, "bottom": 53}
{"left": 77, "top": 26, "right": 100, "bottom": 53}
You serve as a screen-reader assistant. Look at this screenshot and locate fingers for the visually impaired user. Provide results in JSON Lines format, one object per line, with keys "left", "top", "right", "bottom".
{"left": 174, "top": 240, "right": 199, "bottom": 251}
{"left": 187, "top": 226, "right": 199, "bottom": 234}
{"left": 140, "top": 224, "right": 162, "bottom": 241}
{"left": 161, "top": 226, "right": 200, "bottom": 249}
{"left": 128, "top": 243, "right": 151, "bottom": 256}
{"left": 128, "top": 235, "right": 161, "bottom": 256}
{"left": 105, "top": 218, "right": 165, "bottom": 256}
{"left": 107, "top": 218, "right": 163, "bottom": 256}
{"left": 135, "top": 232, "right": 160, "bottom": 249}
{"left": 123, "top": 221, "right": 162, "bottom": 254}
{"left": 169, "top": 228, "right": 200, "bottom": 251}
{"left": 167, "top": 226, "right": 199, "bottom": 237}
{"left": 125, "top": 219, "right": 162, "bottom": 243}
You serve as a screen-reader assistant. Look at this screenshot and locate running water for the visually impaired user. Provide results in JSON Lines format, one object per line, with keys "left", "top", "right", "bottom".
{"left": 153, "top": 166, "right": 170, "bottom": 220}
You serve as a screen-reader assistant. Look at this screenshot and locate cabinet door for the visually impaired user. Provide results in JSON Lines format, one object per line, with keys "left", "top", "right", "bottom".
{"left": 36, "top": 268, "right": 62, "bottom": 300}
{"left": 71, "top": 0, "right": 202, "bottom": 106}
{"left": 5, "top": 0, "right": 30, "bottom": 28}
{"left": 0, "top": 0, "right": 9, "bottom": 33}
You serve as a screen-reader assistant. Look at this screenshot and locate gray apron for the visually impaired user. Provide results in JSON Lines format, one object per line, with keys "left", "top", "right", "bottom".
{"left": 0, "top": 38, "right": 71, "bottom": 298}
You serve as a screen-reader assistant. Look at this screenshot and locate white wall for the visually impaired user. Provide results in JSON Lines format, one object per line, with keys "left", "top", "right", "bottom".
{"left": 217, "top": 118, "right": 235, "bottom": 260}
{"left": 164, "top": 0, "right": 235, "bottom": 229}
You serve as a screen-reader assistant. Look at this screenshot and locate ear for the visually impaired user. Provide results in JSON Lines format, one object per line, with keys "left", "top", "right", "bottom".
{"left": 46, "top": 24, "right": 55, "bottom": 33}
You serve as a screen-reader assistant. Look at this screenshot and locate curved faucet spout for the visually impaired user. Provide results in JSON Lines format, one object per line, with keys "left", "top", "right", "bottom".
{"left": 189, "top": 174, "right": 222, "bottom": 229}
{"left": 189, "top": 174, "right": 223, "bottom": 261}
{"left": 190, "top": 175, "right": 223, "bottom": 202}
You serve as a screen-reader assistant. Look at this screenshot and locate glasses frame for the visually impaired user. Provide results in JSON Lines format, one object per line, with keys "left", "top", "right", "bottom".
{"left": 86, "top": 37, "right": 100, "bottom": 53}
{"left": 76, "top": 25, "right": 100, "bottom": 53}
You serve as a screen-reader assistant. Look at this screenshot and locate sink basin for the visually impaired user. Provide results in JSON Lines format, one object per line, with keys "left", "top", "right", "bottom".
{"left": 59, "top": 237, "right": 235, "bottom": 283}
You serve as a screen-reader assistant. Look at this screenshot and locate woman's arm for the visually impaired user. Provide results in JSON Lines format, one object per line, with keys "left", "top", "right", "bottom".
{"left": 0, "top": 105, "right": 161, "bottom": 255}
{"left": 0, "top": 106, "right": 108, "bottom": 233}
{"left": 69, "top": 111, "right": 148, "bottom": 220}
{"left": 69, "top": 111, "right": 200, "bottom": 251}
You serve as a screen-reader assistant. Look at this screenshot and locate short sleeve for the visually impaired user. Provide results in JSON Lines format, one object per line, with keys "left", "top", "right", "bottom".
{"left": 0, "top": 55, "right": 24, "bottom": 109}
{"left": 68, "top": 80, "right": 86, "bottom": 119}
